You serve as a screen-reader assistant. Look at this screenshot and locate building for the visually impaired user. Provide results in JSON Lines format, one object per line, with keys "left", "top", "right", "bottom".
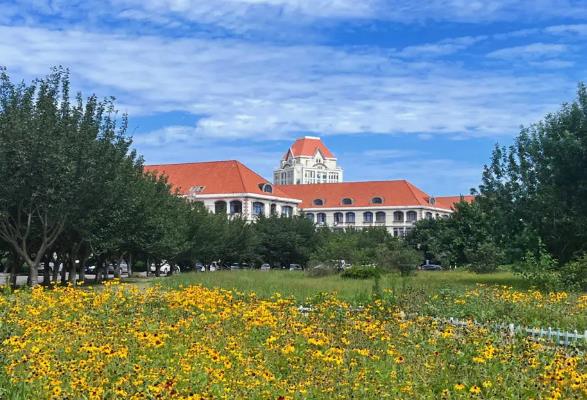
{"left": 278, "top": 181, "right": 468, "bottom": 236}
{"left": 146, "top": 137, "right": 472, "bottom": 235}
{"left": 144, "top": 160, "right": 301, "bottom": 221}
{"left": 273, "top": 136, "right": 343, "bottom": 185}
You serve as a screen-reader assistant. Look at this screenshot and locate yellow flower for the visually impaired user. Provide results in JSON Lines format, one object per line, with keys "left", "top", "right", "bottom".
{"left": 454, "top": 383, "right": 465, "bottom": 391}
{"left": 469, "top": 385, "right": 481, "bottom": 395}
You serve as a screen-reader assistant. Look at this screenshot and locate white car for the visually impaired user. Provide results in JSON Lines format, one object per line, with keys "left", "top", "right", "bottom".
{"left": 149, "top": 262, "right": 180, "bottom": 274}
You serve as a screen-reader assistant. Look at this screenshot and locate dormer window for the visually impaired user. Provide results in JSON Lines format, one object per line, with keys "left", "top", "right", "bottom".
{"left": 313, "top": 199, "right": 324, "bottom": 206}
{"left": 259, "top": 183, "right": 273, "bottom": 193}
{"left": 371, "top": 197, "right": 383, "bottom": 204}
{"left": 341, "top": 198, "right": 353, "bottom": 205}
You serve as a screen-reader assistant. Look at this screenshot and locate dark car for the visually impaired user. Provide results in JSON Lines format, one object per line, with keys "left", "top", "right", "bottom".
{"left": 420, "top": 263, "right": 443, "bottom": 271}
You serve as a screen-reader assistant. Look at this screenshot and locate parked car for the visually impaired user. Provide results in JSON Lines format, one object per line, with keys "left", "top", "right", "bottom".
{"left": 84, "top": 265, "right": 97, "bottom": 274}
{"left": 150, "top": 262, "right": 180, "bottom": 275}
{"left": 420, "top": 263, "right": 443, "bottom": 271}
{"left": 230, "top": 263, "right": 241, "bottom": 270}
{"left": 289, "top": 264, "right": 302, "bottom": 271}
{"left": 260, "top": 263, "right": 271, "bottom": 271}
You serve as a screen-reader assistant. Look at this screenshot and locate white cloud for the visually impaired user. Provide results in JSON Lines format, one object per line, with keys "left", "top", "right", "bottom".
{"left": 486, "top": 42, "right": 569, "bottom": 60}
{"left": 397, "top": 36, "right": 486, "bottom": 58}
{"left": 0, "top": 25, "right": 576, "bottom": 144}
{"left": 545, "top": 24, "right": 587, "bottom": 36}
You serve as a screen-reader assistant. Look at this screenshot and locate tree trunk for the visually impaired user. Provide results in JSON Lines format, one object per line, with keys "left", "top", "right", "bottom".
{"left": 155, "top": 261, "right": 161, "bottom": 277}
{"left": 60, "top": 255, "right": 68, "bottom": 285}
{"left": 52, "top": 253, "right": 60, "bottom": 283}
{"left": 127, "top": 253, "right": 133, "bottom": 276}
{"left": 42, "top": 253, "right": 51, "bottom": 286}
{"left": 114, "top": 254, "right": 124, "bottom": 279}
{"left": 9, "top": 251, "right": 19, "bottom": 288}
{"left": 94, "top": 256, "right": 105, "bottom": 284}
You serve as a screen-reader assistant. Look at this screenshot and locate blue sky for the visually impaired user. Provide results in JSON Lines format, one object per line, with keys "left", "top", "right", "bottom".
{"left": 1, "top": 1, "right": 586, "bottom": 195}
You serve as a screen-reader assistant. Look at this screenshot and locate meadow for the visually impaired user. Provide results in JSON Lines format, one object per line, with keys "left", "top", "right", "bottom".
{"left": 0, "top": 271, "right": 585, "bottom": 399}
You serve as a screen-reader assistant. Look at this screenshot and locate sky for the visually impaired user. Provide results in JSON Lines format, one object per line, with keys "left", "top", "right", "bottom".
{"left": 1, "top": 1, "right": 586, "bottom": 195}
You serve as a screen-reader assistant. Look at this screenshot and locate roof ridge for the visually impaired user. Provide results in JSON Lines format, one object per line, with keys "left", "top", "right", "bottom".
{"left": 146, "top": 160, "right": 239, "bottom": 167}
{"left": 404, "top": 180, "right": 430, "bottom": 206}
{"left": 233, "top": 160, "right": 249, "bottom": 194}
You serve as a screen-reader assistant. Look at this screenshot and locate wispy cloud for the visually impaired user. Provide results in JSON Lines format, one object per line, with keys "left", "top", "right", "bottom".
{"left": 0, "top": 25, "right": 574, "bottom": 144}
{"left": 487, "top": 42, "right": 569, "bottom": 60}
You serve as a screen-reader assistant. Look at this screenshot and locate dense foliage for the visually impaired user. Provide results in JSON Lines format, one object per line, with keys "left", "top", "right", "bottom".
{"left": 409, "top": 84, "right": 587, "bottom": 289}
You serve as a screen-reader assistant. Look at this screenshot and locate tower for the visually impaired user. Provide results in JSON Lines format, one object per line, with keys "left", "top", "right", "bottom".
{"left": 273, "top": 136, "right": 343, "bottom": 185}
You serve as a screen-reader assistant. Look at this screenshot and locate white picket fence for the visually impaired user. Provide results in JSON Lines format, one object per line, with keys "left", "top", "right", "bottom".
{"left": 444, "top": 316, "right": 587, "bottom": 347}
{"left": 297, "top": 305, "right": 587, "bottom": 348}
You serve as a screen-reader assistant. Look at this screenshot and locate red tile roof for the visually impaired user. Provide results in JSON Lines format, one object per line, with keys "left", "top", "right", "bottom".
{"left": 278, "top": 180, "right": 452, "bottom": 209}
{"left": 284, "top": 136, "right": 335, "bottom": 159}
{"left": 435, "top": 195, "right": 475, "bottom": 209}
{"left": 144, "top": 160, "right": 294, "bottom": 199}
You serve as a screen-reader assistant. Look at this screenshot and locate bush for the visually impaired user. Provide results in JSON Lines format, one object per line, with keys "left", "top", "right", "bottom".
{"left": 375, "top": 241, "right": 421, "bottom": 276}
{"left": 559, "top": 254, "right": 587, "bottom": 291}
{"left": 306, "top": 260, "right": 339, "bottom": 278}
{"left": 465, "top": 241, "right": 504, "bottom": 274}
{"left": 341, "top": 265, "right": 381, "bottom": 280}
{"left": 515, "top": 248, "right": 561, "bottom": 291}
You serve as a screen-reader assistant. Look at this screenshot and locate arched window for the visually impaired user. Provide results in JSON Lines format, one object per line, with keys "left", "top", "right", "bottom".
{"left": 253, "top": 202, "right": 265, "bottom": 216}
{"left": 305, "top": 213, "right": 315, "bottom": 223}
{"left": 425, "top": 212, "right": 433, "bottom": 220}
{"left": 341, "top": 198, "right": 353, "bottom": 205}
{"left": 313, "top": 199, "right": 324, "bottom": 206}
{"left": 363, "top": 211, "right": 373, "bottom": 223}
{"left": 375, "top": 211, "right": 386, "bottom": 223}
{"left": 371, "top": 197, "right": 383, "bottom": 204}
{"left": 214, "top": 200, "right": 227, "bottom": 214}
{"left": 270, "top": 204, "right": 277, "bottom": 215}
{"left": 393, "top": 211, "right": 404, "bottom": 222}
{"left": 229, "top": 200, "right": 242, "bottom": 214}
{"left": 281, "top": 206, "right": 293, "bottom": 217}
{"left": 334, "top": 212, "right": 344, "bottom": 224}
{"left": 407, "top": 211, "right": 417, "bottom": 222}
{"left": 345, "top": 212, "right": 355, "bottom": 224}
{"left": 317, "top": 213, "right": 326, "bottom": 224}
{"left": 435, "top": 213, "right": 440, "bottom": 219}
{"left": 259, "top": 183, "right": 273, "bottom": 193}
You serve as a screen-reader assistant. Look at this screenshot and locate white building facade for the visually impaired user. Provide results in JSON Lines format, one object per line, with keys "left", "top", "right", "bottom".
{"left": 274, "top": 136, "right": 343, "bottom": 185}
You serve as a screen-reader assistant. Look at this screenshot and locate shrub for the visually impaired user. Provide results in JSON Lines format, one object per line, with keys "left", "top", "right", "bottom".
{"left": 559, "top": 254, "right": 587, "bottom": 291}
{"left": 465, "top": 241, "right": 504, "bottom": 274}
{"left": 341, "top": 265, "right": 381, "bottom": 279}
{"left": 515, "top": 248, "right": 561, "bottom": 291}
{"left": 375, "top": 240, "right": 421, "bottom": 276}
{"left": 306, "top": 260, "right": 339, "bottom": 278}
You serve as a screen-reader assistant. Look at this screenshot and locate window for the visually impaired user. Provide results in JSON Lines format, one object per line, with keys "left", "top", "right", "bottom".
{"left": 345, "top": 212, "right": 355, "bottom": 224}
{"left": 334, "top": 212, "right": 344, "bottom": 224}
{"left": 253, "top": 202, "right": 265, "bottom": 216}
{"left": 229, "top": 200, "right": 242, "bottom": 214}
{"left": 341, "top": 198, "right": 353, "bottom": 205}
{"left": 313, "top": 199, "right": 324, "bottom": 206}
{"left": 363, "top": 211, "right": 373, "bottom": 223}
{"left": 425, "top": 212, "right": 433, "bottom": 219}
{"left": 317, "top": 213, "right": 326, "bottom": 224}
{"left": 407, "top": 211, "right": 417, "bottom": 222}
{"left": 393, "top": 227, "right": 405, "bottom": 237}
{"left": 371, "top": 197, "right": 383, "bottom": 204}
{"left": 281, "top": 206, "right": 293, "bottom": 217}
{"left": 270, "top": 204, "right": 277, "bottom": 215}
{"left": 305, "top": 213, "right": 315, "bottom": 223}
{"left": 259, "top": 183, "right": 273, "bottom": 193}
{"left": 375, "top": 211, "right": 386, "bottom": 223}
{"left": 393, "top": 211, "right": 404, "bottom": 222}
{"left": 214, "top": 201, "right": 227, "bottom": 214}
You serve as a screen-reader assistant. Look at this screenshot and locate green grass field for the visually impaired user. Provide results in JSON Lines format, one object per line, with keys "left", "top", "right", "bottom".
{"left": 156, "top": 269, "right": 585, "bottom": 330}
